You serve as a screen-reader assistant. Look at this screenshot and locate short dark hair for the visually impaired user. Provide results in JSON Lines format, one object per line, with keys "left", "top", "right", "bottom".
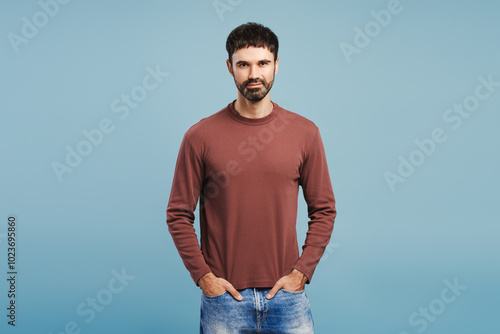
{"left": 226, "top": 22, "right": 279, "bottom": 65}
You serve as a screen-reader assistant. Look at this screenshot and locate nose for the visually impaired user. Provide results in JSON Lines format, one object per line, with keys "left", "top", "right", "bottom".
{"left": 249, "top": 65, "right": 259, "bottom": 79}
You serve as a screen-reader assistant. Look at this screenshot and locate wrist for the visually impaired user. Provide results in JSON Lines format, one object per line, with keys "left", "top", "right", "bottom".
{"left": 291, "top": 269, "right": 308, "bottom": 283}
{"left": 198, "top": 272, "right": 215, "bottom": 286}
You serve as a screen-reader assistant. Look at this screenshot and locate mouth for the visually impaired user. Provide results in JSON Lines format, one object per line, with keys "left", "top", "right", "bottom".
{"left": 246, "top": 82, "right": 263, "bottom": 88}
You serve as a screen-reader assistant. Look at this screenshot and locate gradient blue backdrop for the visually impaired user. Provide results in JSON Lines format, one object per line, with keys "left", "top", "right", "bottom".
{"left": 1, "top": 0, "right": 499, "bottom": 333}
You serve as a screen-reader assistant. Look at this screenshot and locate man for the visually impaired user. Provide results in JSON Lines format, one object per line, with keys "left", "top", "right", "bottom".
{"left": 166, "top": 22, "right": 336, "bottom": 333}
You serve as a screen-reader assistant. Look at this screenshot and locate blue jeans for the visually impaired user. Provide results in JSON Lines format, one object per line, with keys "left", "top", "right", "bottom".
{"left": 200, "top": 287, "right": 314, "bottom": 334}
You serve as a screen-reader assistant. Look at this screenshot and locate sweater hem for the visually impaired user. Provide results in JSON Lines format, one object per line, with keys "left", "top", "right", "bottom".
{"left": 231, "top": 281, "right": 277, "bottom": 290}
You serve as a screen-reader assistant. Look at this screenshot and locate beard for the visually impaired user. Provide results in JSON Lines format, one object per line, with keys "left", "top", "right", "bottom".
{"left": 235, "top": 74, "right": 275, "bottom": 102}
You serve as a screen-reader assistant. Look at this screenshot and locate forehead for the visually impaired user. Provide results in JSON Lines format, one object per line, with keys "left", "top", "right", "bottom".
{"left": 232, "top": 46, "right": 274, "bottom": 62}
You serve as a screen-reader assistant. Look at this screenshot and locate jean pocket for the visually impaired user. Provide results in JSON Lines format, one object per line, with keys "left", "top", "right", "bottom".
{"left": 202, "top": 290, "right": 228, "bottom": 299}
{"left": 281, "top": 288, "right": 305, "bottom": 294}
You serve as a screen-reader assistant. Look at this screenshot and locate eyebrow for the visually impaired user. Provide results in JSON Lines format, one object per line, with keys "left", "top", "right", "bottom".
{"left": 235, "top": 59, "right": 272, "bottom": 65}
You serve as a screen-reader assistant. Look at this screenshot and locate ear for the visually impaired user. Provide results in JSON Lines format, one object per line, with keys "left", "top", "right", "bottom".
{"left": 274, "top": 56, "right": 279, "bottom": 75}
{"left": 226, "top": 59, "right": 234, "bottom": 77}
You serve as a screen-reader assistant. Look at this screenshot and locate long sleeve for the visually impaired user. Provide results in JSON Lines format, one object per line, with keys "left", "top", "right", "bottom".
{"left": 166, "top": 133, "right": 212, "bottom": 286}
{"left": 293, "top": 128, "right": 337, "bottom": 283}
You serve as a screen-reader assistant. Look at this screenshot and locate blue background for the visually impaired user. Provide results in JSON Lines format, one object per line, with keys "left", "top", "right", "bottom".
{"left": 1, "top": 0, "right": 499, "bottom": 333}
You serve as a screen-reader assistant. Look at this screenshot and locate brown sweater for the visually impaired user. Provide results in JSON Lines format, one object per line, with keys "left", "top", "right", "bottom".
{"left": 166, "top": 101, "right": 336, "bottom": 290}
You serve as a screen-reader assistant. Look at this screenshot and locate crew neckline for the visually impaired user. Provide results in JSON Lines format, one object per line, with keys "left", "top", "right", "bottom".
{"left": 226, "top": 100, "right": 279, "bottom": 125}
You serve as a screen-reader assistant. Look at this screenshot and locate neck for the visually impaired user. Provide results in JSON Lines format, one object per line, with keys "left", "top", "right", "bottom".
{"left": 234, "top": 94, "right": 273, "bottom": 119}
